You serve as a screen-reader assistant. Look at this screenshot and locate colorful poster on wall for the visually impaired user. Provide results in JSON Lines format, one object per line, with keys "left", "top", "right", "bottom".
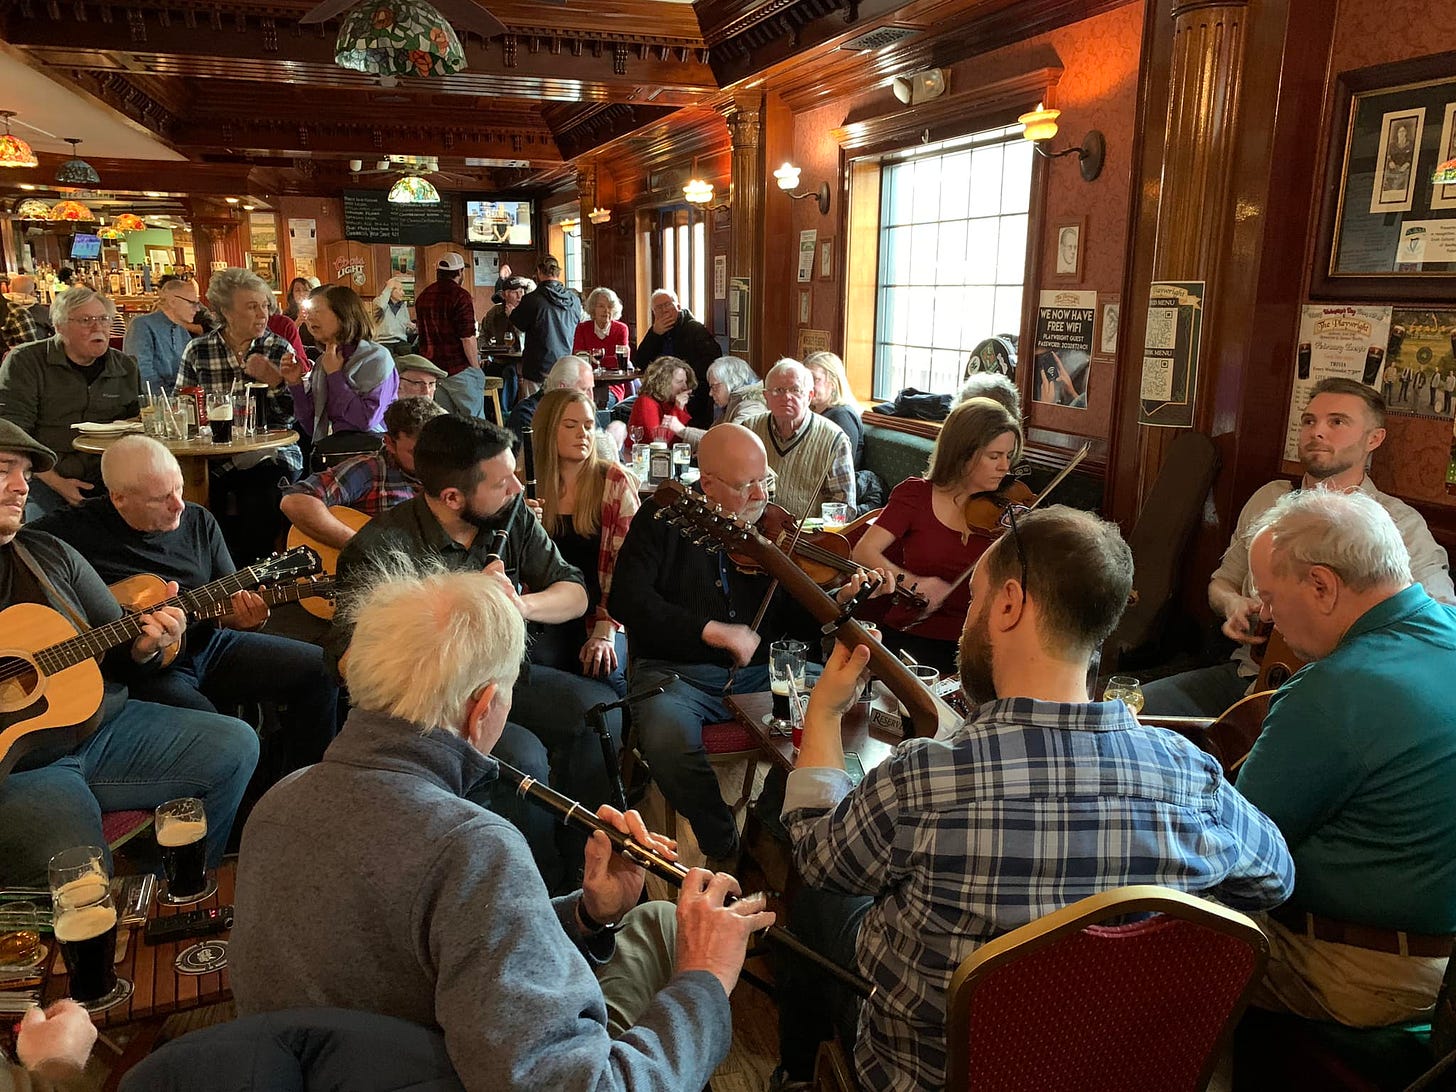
{"left": 797, "top": 229, "right": 817, "bottom": 284}
{"left": 1030, "top": 289, "right": 1095, "bottom": 410}
{"left": 1387, "top": 307, "right": 1456, "bottom": 420}
{"left": 389, "top": 246, "right": 417, "bottom": 302}
{"left": 1138, "top": 280, "right": 1205, "bottom": 428}
{"left": 1282, "top": 304, "right": 1393, "bottom": 460}
{"left": 287, "top": 218, "right": 317, "bottom": 260}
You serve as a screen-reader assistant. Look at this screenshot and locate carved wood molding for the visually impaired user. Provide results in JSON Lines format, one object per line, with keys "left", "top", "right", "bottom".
{"left": 62, "top": 69, "right": 182, "bottom": 140}
{"left": 830, "top": 66, "right": 1062, "bottom": 151}
{"left": 553, "top": 103, "right": 681, "bottom": 161}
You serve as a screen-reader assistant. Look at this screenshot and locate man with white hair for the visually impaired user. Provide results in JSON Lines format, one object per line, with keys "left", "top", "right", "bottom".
{"left": 123, "top": 276, "right": 201, "bottom": 388}
{"left": 35, "top": 434, "right": 338, "bottom": 780}
{"left": 1239, "top": 488, "right": 1456, "bottom": 1027}
{"left": 0, "top": 286, "right": 141, "bottom": 521}
{"left": 507, "top": 353, "right": 623, "bottom": 463}
{"left": 635, "top": 289, "right": 719, "bottom": 428}
{"left": 232, "top": 567, "right": 773, "bottom": 1090}
{"left": 746, "top": 359, "right": 855, "bottom": 517}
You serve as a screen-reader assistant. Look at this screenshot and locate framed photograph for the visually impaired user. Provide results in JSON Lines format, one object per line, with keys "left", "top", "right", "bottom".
{"left": 1313, "top": 51, "right": 1456, "bottom": 301}
{"left": 1054, "top": 217, "right": 1085, "bottom": 280}
{"left": 713, "top": 254, "right": 727, "bottom": 300}
{"left": 799, "top": 289, "right": 811, "bottom": 325}
{"left": 818, "top": 239, "right": 834, "bottom": 280}
{"left": 1097, "top": 293, "right": 1121, "bottom": 358}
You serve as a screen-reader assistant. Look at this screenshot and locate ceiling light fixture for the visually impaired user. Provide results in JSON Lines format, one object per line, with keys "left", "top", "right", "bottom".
{"left": 224, "top": 197, "right": 239, "bottom": 204}
{"left": 683, "top": 177, "right": 714, "bottom": 205}
{"left": 15, "top": 198, "right": 52, "bottom": 219}
{"left": 1017, "top": 105, "right": 1105, "bottom": 182}
{"left": 55, "top": 139, "right": 101, "bottom": 186}
{"left": 0, "top": 111, "right": 38, "bottom": 169}
{"left": 773, "top": 162, "right": 831, "bottom": 215}
{"left": 388, "top": 174, "right": 440, "bottom": 204}
{"left": 113, "top": 213, "right": 146, "bottom": 232}
{"left": 47, "top": 199, "right": 95, "bottom": 221}
{"left": 334, "top": 0, "right": 466, "bottom": 78}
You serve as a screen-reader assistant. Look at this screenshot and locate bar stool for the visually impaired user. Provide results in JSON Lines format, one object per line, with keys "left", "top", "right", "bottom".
{"left": 483, "top": 375, "right": 505, "bottom": 427}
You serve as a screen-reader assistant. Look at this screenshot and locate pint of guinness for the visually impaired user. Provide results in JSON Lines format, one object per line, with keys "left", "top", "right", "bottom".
{"left": 54, "top": 895, "right": 119, "bottom": 1003}
{"left": 156, "top": 798, "right": 208, "bottom": 899}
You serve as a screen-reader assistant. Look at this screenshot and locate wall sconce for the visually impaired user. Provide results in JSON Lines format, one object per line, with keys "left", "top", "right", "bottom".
{"left": 559, "top": 217, "right": 581, "bottom": 237}
{"left": 588, "top": 207, "right": 612, "bottom": 225}
{"left": 773, "top": 163, "right": 831, "bottom": 215}
{"left": 683, "top": 177, "right": 715, "bottom": 205}
{"left": 1017, "top": 107, "right": 1105, "bottom": 182}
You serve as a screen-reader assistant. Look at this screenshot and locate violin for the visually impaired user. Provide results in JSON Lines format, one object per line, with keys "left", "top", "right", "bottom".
{"left": 727, "top": 502, "right": 930, "bottom": 614}
{"left": 961, "top": 443, "right": 1093, "bottom": 539}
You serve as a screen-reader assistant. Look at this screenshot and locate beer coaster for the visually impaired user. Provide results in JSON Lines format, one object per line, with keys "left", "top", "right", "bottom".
{"left": 760, "top": 714, "right": 793, "bottom": 737}
{"left": 175, "top": 940, "right": 227, "bottom": 975}
{"left": 77, "top": 976, "right": 133, "bottom": 1014}
{"left": 158, "top": 876, "right": 217, "bottom": 907}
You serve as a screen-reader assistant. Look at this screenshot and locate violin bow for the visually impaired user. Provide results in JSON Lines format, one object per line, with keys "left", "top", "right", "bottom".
{"left": 904, "top": 442, "right": 1093, "bottom": 630}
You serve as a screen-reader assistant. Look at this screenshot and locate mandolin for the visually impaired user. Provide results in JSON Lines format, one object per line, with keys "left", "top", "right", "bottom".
{"left": 650, "top": 481, "right": 961, "bottom": 739}
{"left": 0, "top": 547, "right": 320, "bottom": 784}
{"left": 285, "top": 505, "right": 370, "bottom": 619}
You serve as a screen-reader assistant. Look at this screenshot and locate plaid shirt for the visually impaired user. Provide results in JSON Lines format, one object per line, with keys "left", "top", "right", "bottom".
{"left": 784, "top": 697, "right": 1294, "bottom": 1092}
{"left": 0, "top": 299, "right": 40, "bottom": 356}
{"left": 414, "top": 278, "right": 476, "bottom": 375}
{"left": 284, "top": 450, "right": 419, "bottom": 517}
{"left": 588, "top": 461, "right": 638, "bottom": 630}
{"left": 176, "top": 328, "right": 301, "bottom": 475}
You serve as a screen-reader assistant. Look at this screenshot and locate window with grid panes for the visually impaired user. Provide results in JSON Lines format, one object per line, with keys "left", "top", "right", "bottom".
{"left": 874, "top": 125, "right": 1033, "bottom": 399}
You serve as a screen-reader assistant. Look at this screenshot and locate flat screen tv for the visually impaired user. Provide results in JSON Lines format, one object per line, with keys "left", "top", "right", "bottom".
{"left": 70, "top": 233, "right": 102, "bottom": 261}
{"left": 464, "top": 197, "right": 535, "bottom": 249}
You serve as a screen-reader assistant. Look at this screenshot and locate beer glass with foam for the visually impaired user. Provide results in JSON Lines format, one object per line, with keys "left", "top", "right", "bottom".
{"left": 769, "top": 639, "right": 808, "bottom": 733}
{"left": 48, "top": 846, "right": 121, "bottom": 1005}
{"left": 155, "top": 797, "right": 208, "bottom": 902}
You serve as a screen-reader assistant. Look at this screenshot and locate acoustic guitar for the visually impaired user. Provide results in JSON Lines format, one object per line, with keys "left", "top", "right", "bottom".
{"left": 1140, "top": 690, "right": 1275, "bottom": 778}
{"left": 285, "top": 505, "right": 370, "bottom": 620}
{"left": 0, "top": 547, "right": 319, "bottom": 784}
{"left": 1253, "top": 625, "right": 1305, "bottom": 692}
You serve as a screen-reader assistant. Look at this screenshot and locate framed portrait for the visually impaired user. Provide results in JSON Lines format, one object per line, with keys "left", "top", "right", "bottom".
{"left": 1313, "top": 50, "right": 1456, "bottom": 301}
{"left": 799, "top": 289, "right": 811, "bottom": 326}
{"left": 1097, "top": 293, "right": 1121, "bottom": 359}
{"left": 818, "top": 239, "right": 834, "bottom": 280}
{"left": 1053, "top": 217, "right": 1085, "bottom": 281}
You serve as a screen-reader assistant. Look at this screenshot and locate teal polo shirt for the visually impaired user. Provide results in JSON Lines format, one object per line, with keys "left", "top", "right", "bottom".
{"left": 1237, "top": 585, "right": 1456, "bottom": 933}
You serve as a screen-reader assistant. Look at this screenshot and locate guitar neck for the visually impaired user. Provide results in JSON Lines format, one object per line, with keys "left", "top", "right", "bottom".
{"left": 189, "top": 579, "right": 335, "bottom": 622}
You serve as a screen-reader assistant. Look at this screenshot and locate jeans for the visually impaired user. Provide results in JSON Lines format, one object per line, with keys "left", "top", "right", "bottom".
{"left": 1139, "top": 660, "right": 1251, "bottom": 718}
{"left": 628, "top": 659, "right": 771, "bottom": 858}
{"left": 531, "top": 623, "right": 628, "bottom": 698}
{"left": 435, "top": 364, "right": 486, "bottom": 419}
{"left": 776, "top": 885, "right": 872, "bottom": 1079}
{"left": 130, "top": 627, "right": 339, "bottom": 781}
{"left": 0, "top": 699, "right": 259, "bottom": 887}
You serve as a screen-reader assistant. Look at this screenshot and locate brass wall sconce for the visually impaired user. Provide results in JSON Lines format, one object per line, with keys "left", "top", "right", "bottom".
{"left": 1017, "top": 107, "right": 1105, "bottom": 183}
{"left": 773, "top": 163, "right": 830, "bottom": 215}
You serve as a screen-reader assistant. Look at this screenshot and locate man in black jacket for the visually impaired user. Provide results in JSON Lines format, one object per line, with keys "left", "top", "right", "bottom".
{"left": 509, "top": 256, "right": 581, "bottom": 389}
{"left": 635, "top": 290, "right": 720, "bottom": 429}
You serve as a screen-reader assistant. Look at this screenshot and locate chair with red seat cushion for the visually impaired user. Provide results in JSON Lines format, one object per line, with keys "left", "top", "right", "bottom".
{"left": 653, "top": 718, "right": 762, "bottom": 844}
{"left": 101, "top": 809, "right": 153, "bottom": 851}
{"left": 945, "top": 885, "right": 1268, "bottom": 1092}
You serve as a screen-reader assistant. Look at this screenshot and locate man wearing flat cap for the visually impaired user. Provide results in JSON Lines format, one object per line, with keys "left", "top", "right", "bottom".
{"left": 0, "top": 419, "right": 257, "bottom": 887}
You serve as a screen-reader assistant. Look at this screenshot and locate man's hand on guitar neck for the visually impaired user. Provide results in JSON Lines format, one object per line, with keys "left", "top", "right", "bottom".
{"left": 221, "top": 589, "right": 269, "bottom": 631}
{"left": 132, "top": 581, "right": 186, "bottom": 662}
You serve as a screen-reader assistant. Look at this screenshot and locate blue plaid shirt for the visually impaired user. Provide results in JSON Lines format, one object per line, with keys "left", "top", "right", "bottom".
{"left": 784, "top": 697, "right": 1294, "bottom": 1092}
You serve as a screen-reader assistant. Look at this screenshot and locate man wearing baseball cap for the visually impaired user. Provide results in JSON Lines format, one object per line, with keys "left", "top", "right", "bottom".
{"left": 0, "top": 418, "right": 257, "bottom": 887}
{"left": 414, "top": 252, "right": 482, "bottom": 418}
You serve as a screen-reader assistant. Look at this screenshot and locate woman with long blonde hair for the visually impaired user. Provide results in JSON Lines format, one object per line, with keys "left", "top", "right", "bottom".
{"left": 804, "top": 350, "right": 864, "bottom": 467}
{"left": 530, "top": 388, "right": 640, "bottom": 694}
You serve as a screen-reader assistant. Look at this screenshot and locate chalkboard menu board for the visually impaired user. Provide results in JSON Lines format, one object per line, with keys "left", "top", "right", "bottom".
{"left": 343, "top": 189, "right": 453, "bottom": 246}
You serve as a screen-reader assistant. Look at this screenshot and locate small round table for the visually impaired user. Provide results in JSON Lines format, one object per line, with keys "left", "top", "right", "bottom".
{"left": 72, "top": 429, "right": 299, "bottom": 507}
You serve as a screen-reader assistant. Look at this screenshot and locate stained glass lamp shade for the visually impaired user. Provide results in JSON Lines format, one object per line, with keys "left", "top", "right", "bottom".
{"left": 0, "top": 112, "right": 37, "bottom": 169}
{"left": 335, "top": 0, "right": 466, "bottom": 78}
{"left": 14, "top": 198, "right": 52, "bottom": 219}
{"left": 55, "top": 140, "right": 100, "bottom": 186}
{"left": 113, "top": 213, "right": 146, "bottom": 231}
{"left": 97, "top": 226, "right": 124, "bottom": 240}
{"left": 48, "top": 200, "right": 95, "bottom": 221}
{"left": 388, "top": 174, "right": 440, "bottom": 204}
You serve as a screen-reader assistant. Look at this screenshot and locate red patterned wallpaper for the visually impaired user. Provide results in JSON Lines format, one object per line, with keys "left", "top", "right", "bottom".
{"left": 780, "top": 1, "right": 1144, "bottom": 443}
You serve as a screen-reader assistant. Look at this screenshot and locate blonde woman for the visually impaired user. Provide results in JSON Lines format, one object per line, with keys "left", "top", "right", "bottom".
{"left": 804, "top": 350, "right": 864, "bottom": 467}
{"left": 530, "top": 388, "right": 640, "bottom": 695}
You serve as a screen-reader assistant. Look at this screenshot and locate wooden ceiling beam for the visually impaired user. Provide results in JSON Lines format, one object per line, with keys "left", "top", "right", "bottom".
{"left": 170, "top": 118, "right": 563, "bottom": 159}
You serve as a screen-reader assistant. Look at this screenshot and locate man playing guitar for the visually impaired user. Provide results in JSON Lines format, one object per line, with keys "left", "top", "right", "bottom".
{"left": 0, "top": 420, "right": 257, "bottom": 887}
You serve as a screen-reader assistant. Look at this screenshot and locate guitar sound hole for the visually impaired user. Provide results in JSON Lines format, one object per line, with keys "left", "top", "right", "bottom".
{"left": 0, "top": 655, "right": 40, "bottom": 711}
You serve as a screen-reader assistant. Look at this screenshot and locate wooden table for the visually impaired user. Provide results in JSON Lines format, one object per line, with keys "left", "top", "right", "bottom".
{"left": 593, "top": 367, "right": 639, "bottom": 408}
{"left": 724, "top": 689, "right": 905, "bottom": 774}
{"left": 73, "top": 430, "right": 299, "bottom": 506}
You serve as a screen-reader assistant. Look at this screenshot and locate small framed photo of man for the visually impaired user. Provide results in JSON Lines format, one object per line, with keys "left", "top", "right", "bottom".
{"left": 1098, "top": 294, "right": 1120, "bottom": 358}
{"left": 1370, "top": 108, "right": 1424, "bottom": 214}
{"left": 1054, "top": 218, "right": 1085, "bottom": 280}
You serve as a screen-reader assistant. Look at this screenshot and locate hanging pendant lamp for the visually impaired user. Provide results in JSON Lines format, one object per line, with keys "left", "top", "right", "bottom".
{"left": 0, "top": 111, "right": 38, "bottom": 169}
{"left": 55, "top": 139, "right": 100, "bottom": 186}
{"left": 388, "top": 174, "right": 440, "bottom": 204}
{"left": 335, "top": 0, "right": 465, "bottom": 78}
{"left": 48, "top": 199, "right": 96, "bottom": 221}
{"left": 14, "top": 198, "right": 52, "bottom": 219}
{"left": 113, "top": 212, "right": 146, "bottom": 231}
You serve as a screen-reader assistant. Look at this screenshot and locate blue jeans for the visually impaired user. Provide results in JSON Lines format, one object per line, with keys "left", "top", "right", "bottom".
{"left": 0, "top": 699, "right": 259, "bottom": 887}
{"left": 435, "top": 364, "right": 486, "bottom": 419}
{"left": 1140, "top": 660, "right": 1250, "bottom": 718}
{"left": 628, "top": 660, "right": 772, "bottom": 858}
{"left": 776, "top": 886, "right": 872, "bottom": 1080}
{"left": 531, "top": 623, "right": 628, "bottom": 698}
{"left": 509, "top": 663, "right": 622, "bottom": 813}
{"left": 130, "top": 627, "right": 339, "bottom": 780}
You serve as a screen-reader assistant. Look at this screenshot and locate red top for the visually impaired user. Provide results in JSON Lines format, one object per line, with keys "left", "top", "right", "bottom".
{"left": 414, "top": 278, "right": 477, "bottom": 375}
{"left": 870, "top": 477, "right": 991, "bottom": 641}
{"left": 573, "top": 319, "right": 631, "bottom": 400}
{"left": 267, "top": 313, "right": 310, "bottom": 367}
{"left": 625, "top": 394, "right": 689, "bottom": 455}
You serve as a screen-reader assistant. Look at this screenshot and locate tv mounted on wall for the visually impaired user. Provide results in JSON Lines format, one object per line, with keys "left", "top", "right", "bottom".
{"left": 70, "top": 233, "right": 102, "bottom": 261}
{"left": 464, "top": 196, "right": 535, "bottom": 249}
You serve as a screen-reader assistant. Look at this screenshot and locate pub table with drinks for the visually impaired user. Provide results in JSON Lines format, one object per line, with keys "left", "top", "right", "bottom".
{"left": 72, "top": 427, "right": 299, "bottom": 507}
{"left": 724, "top": 687, "right": 903, "bottom": 776}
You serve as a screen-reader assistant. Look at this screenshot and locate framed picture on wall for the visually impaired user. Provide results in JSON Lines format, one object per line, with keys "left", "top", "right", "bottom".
{"left": 1097, "top": 293, "right": 1121, "bottom": 360}
{"left": 818, "top": 239, "right": 834, "bottom": 280}
{"left": 799, "top": 289, "right": 811, "bottom": 325}
{"left": 1313, "top": 50, "right": 1456, "bottom": 301}
{"left": 1054, "top": 217, "right": 1085, "bottom": 281}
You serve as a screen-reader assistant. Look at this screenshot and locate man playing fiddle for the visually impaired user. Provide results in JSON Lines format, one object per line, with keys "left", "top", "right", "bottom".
{"left": 609, "top": 423, "right": 887, "bottom": 872}
{"left": 770, "top": 506, "right": 1294, "bottom": 1092}
{"left": 1142, "top": 378, "right": 1452, "bottom": 717}
{"left": 1237, "top": 489, "right": 1456, "bottom": 1027}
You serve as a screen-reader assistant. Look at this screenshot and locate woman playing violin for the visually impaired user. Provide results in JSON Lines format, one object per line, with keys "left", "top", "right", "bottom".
{"left": 528, "top": 388, "right": 640, "bottom": 695}
{"left": 852, "top": 398, "right": 1022, "bottom": 674}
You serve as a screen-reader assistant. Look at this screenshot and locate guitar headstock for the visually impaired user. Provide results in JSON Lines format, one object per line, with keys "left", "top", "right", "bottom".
{"left": 651, "top": 480, "right": 755, "bottom": 554}
{"left": 251, "top": 546, "right": 322, "bottom": 583}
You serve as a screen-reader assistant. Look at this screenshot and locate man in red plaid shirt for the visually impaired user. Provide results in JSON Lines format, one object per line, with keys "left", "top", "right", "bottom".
{"left": 415, "top": 253, "right": 482, "bottom": 419}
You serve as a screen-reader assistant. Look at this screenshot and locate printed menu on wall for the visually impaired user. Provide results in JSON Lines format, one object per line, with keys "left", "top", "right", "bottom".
{"left": 343, "top": 190, "right": 452, "bottom": 246}
{"left": 1282, "top": 305, "right": 1393, "bottom": 460}
{"left": 1138, "top": 281, "right": 1205, "bottom": 428}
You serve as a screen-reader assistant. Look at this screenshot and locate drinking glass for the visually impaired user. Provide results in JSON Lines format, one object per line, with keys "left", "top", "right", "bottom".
{"left": 672, "top": 442, "right": 692, "bottom": 478}
{"left": 206, "top": 392, "right": 233, "bottom": 444}
{"left": 48, "top": 846, "right": 126, "bottom": 1007}
{"left": 768, "top": 639, "right": 808, "bottom": 736}
{"left": 1103, "top": 675, "right": 1146, "bottom": 715}
{"left": 896, "top": 664, "right": 940, "bottom": 733}
{"left": 629, "top": 425, "right": 645, "bottom": 450}
{"left": 233, "top": 390, "right": 255, "bottom": 438}
{"left": 155, "top": 797, "right": 209, "bottom": 904}
{"left": 821, "top": 502, "right": 850, "bottom": 529}
{"left": 631, "top": 443, "right": 651, "bottom": 483}
{"left": 615, "top": 344, "right": 629, "bottom": 368}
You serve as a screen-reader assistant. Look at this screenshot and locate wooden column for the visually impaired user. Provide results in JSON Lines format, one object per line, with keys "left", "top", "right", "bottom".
{"left": 723, "top": 92, "right": 764, "bottom": 365}
{"left": 577, "top": 163, "right": 599, "bottom": 287}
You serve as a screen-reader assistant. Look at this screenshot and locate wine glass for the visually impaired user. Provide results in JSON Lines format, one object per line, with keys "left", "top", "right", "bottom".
{"left": 629, "top": 425, "right": 645, "bottom": 452}
{"left": 1102, "top": 675, "right": 1145, "bottom": 715}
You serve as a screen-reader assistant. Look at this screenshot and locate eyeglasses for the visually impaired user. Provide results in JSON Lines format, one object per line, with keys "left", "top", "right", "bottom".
{"left": 708, "top": 473, "right": 771, "bottom": 497}
{"left": 66, "top": 315, "right": 110, "bottom": 328}
{"left": 767, "top": 386, "right": 807, "bottom": 398}
{"left": 399, "top": 376, "right": 437, "bottom": 391}
{"left": 1001, "top": 504, "right": 1030, "bottom": 597}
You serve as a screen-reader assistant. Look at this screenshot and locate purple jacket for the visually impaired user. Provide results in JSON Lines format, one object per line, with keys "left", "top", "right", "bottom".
{"left": 289, "top": 339, "right": 397, "bottom": 437}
